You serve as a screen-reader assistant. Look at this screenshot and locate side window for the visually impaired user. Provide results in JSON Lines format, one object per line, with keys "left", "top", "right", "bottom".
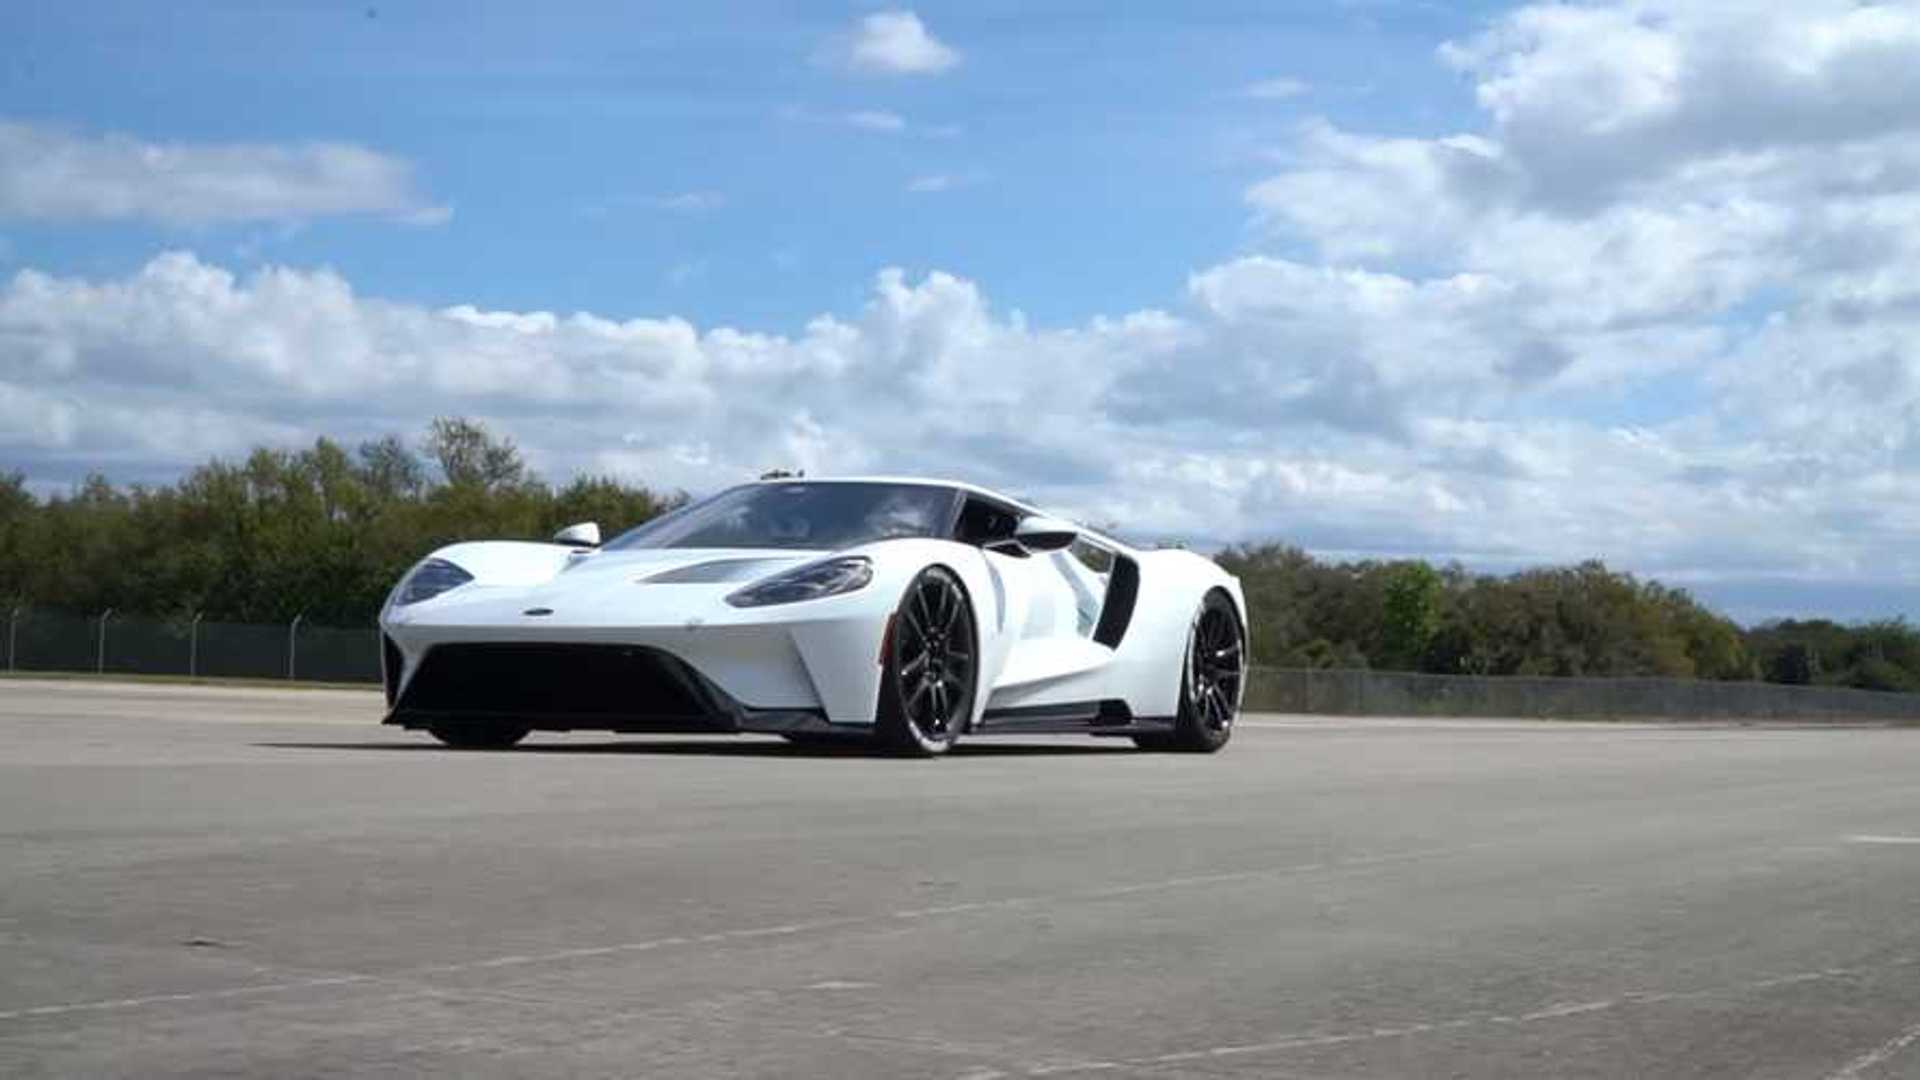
{"left": 955, "top": 497, "right": 1021, "bottom": 547}
{"left": 1051, "top": 536, "right": 1115, "bottom": 637}
{"left": 1067, "top": 536, "right": 1114, "bottom": 579}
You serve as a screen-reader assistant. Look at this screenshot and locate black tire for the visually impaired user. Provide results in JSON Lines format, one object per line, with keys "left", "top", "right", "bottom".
{"left": 876, "top": 566, "right": 977, "bottom": 756}
{"left": 427, "top": 720, "right": 530, "bottom": 750}
{"left": 1135, "top": 590, "right": 1244, "bottom": 753}
{"left": 779, "top": 732, "right": 862, "bottom": 748}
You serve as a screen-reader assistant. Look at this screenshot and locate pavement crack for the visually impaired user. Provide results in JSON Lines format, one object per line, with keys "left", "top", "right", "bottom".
{"left": 1826, "top": 1013, "right": 1920, "bottom": 1079}
{"left": 994, "top": 960, "right": 1917, "bottom": 1078}
{"left": 0, "top": 844, "right": 1513, "bottom": 1026}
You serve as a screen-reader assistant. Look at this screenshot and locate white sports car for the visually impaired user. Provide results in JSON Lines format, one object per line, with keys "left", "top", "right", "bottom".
{"left": 379, "top": 477, "right": 1247, "bottom": 755}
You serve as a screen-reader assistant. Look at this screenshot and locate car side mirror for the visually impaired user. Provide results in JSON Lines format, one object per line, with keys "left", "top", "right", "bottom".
{"left": 1013, "top": 515, "right": 1078, "bottom": 553}
{"left": 552, "top": 522, "right": 601, "bottom": 548}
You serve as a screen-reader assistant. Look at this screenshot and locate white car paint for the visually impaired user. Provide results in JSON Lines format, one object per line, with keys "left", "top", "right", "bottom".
{"left": 379, "top": 476, "right": 1246, "bottom": 739}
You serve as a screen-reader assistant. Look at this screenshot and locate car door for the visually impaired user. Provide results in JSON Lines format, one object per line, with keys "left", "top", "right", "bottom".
{"left": 954, "top": 496, "right": 1122, "bottom": 703}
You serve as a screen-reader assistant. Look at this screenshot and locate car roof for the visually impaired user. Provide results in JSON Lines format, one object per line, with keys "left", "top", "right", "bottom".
{"left": 745, "top": 475, "right": 1129, "bottom": 551}
{"left": 749, "top": 474, "right": 1035, "bottom": 510}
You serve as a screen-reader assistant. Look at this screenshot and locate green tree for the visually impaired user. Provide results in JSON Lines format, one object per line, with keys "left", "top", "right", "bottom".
{"left": 1379, "top": 561, "right": 1441, "bottom": 671}
{"left": 357, "top": 435, "right": 426, "bottom": 500}
{"left": 425, "top": 417, "right": 527, "bottom": 491}
{"left": 0, "top": 419, "right": 678, "bottom": 626}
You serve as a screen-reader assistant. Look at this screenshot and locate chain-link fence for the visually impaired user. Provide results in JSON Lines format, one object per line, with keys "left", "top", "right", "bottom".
{"left": 3, "top": 608, "right": 381, "bottom": 684}
{"left": 1245, "top": 667, "right": 1920, "bottom": 721}
{"left": 7, "top": 607, "right": 1920, "bottom": 720}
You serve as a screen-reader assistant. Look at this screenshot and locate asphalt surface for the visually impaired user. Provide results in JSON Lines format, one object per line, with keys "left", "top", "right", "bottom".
{"left": 6, "top": 681, "right": 1920, "bottom": 1078}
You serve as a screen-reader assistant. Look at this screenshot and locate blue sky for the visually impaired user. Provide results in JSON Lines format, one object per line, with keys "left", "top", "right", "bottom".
{"left": 7, "top": 1, "right": 1920, "bottom": 624}
{"left": 4, "top": 1, "right": 1497, "bottom": 325}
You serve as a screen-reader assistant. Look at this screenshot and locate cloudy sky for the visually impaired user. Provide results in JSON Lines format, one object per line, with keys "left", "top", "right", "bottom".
{"left": 6, "top": 0, "right": 1920, "bottom": 622}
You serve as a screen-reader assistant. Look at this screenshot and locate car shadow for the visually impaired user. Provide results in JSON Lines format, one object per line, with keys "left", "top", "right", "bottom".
{"left": 252, "top": 739, "right": 1138, "bottom": 758}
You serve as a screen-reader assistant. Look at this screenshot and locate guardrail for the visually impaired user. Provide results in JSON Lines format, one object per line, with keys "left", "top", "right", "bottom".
{"left": 6, "top": 608, "right": 1919, "bottom": 721}
{"left": 4, "top": 608, "right": 379, "bottom": 684}
{"left": 1245, "top": 667, "right": 1920, "bottom": 721}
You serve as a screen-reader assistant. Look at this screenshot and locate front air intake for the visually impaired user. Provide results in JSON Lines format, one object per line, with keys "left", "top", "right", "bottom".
{"left": 395, "top": 642, "right": 722, "bottom": 725}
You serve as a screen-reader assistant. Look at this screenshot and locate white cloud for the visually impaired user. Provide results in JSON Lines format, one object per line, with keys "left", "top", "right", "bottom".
{"left": 642, "top": 191, "right": 727, "bottom": 212}
{"left": 665, "top": 259, "right": 709, "bottom": 285}
{"left": 1221, "top": 0, "right": 1920, "bottom": 601}
{"left": 906, "top": 171, "right": 984, "bottom": 193}
{"left": 844, "top": 110, "right": 908, "bottom": 133}
{"left": 15, "top": 2, "right": 1920, "bottom": 619}
{"left": 1430, "top": 0, "right": 1920, "bottom": 213}
{"left": 781, "top": 106, "right": 932, "bottom": 135}
{"left": 827, "top": 10, "right": 960, "bottom": 76}
{"left": 0, "top": 121, "right": 446, "bottom": 227}
{"left": 0, "top": 244, "right": 1887, "bottom": 595}
{"left": 1244, "top": 76, "right": 1310, "bottom": 100}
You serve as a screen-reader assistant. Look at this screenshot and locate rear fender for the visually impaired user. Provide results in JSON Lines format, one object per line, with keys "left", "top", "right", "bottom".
{"left": 1104, "top": 550, "right": 1245, "bottom": 717}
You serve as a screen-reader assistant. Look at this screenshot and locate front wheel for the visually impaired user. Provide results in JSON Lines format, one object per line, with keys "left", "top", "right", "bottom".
{"left": 780, "top": 732, "right": 863, "bottom": 748}
{"left": 427, "top": 720, "right": 530, "bottom": 750}
{"left": 876, "top": 566, "right": 977, "bottom": 756}
{"left": 1136, "top": 590, "right": 1243, "bottom": 753}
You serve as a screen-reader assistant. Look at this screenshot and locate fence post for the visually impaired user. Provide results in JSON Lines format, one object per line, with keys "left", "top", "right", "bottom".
{"left": 7, "top": 605, "right": 20, "bottom": 673}
{"left": 96, "top": 608, "right": 114, "bottom": 674}
{"left": 188, "top": 612, "right": 204, "bottom": 678}
{"left": 288, "top": 612, "right": 306, "bottom": 681}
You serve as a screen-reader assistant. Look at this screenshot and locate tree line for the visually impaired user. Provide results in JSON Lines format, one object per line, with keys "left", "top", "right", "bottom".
{"left": 2, "top": 420, "right": 1914, "bottom": 690}
{"left": 0, "top": 419, "right": 680, "bottom": 626}
{"left": 1218, "top": 545, "right": 1920, "bottom": 690}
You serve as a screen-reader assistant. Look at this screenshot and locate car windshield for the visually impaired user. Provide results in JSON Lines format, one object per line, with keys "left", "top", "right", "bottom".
{"left": 605, "top": 482, "right": 957, "bottom": 551}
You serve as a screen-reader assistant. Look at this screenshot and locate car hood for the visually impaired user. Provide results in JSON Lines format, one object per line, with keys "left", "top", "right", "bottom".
{"left": 385, "top": 538, "right": 879, "bottom": 630}
{"left": 445, "top": 542, "right": 826, "bottom": 589}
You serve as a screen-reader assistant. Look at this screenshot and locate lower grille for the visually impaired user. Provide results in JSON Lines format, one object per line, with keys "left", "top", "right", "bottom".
{"left": 396, "top": 642, "right": 726, "bottom": 726}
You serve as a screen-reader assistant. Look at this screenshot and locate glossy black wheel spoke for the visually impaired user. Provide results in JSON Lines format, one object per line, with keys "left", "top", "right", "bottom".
{"left": 901, "top": 606, "right": 929, "bottom": 644}
{"left": 889, "top": 569, "right": 975, "bottom": 747}
{"left": 1189, "top": 607, "right": 1243, "bottom": 732}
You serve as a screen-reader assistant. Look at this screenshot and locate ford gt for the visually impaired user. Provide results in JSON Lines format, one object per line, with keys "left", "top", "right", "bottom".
{"left": 379, "top": 477, "right": 1247, "bottom": 755}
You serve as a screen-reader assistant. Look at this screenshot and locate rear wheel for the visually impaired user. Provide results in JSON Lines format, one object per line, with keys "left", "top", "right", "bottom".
{"left": 1136, "top": 590, "right": 1243, "bottom": 753}
{"left": 427, "top": 720, "right": 530, "bottom": 750}
{"left": 876, "top": 566, "right": 977, "bottom": 756}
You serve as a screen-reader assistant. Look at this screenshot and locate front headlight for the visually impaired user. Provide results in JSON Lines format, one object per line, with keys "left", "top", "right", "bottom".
{"left": 393, "top": 558, "right": 474, "bottom": 606}
{"left": 725, "top": 556, "right": 872, "bottom": 608}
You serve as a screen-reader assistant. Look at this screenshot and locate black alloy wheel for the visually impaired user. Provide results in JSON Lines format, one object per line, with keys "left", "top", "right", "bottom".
{"left": 877, "top": 566, "right": 977, "bottom": 755}
{"left": 1137, "top": 590, "right": 1243, "bottom": 753}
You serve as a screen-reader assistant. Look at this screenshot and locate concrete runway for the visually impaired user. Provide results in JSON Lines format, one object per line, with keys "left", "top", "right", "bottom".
{"left": 7, "top": 680, "right": 1920, "bottom": 1078}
